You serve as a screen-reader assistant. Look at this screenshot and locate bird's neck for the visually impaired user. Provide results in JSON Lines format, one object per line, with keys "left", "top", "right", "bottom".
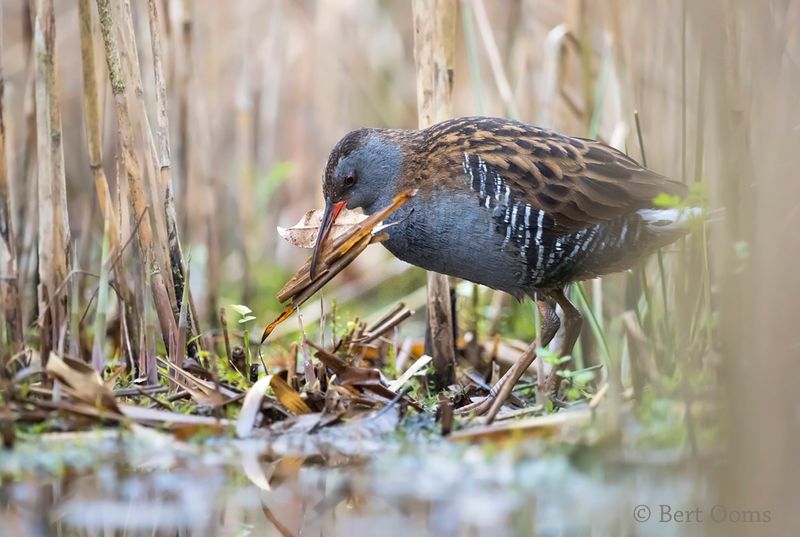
{"left": 359, "top": 129, "right": 424, "bottom": 217}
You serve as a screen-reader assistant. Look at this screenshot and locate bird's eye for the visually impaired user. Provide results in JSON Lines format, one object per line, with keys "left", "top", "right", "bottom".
{"left": 343, "top": 174, "right": 356, "bottom": 188}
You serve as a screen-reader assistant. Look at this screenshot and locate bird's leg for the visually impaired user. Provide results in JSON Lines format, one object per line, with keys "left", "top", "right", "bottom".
{"left": 457, "top": 294, "right": 559, "bottom": 420}
{"left": 482, "top": 295, "right": 560, "bottom": 422}
{"left": 535, "top": 293, "right": 562, "bottom": 354}
{"left": 543, "top": 287, "right": 583, "bottom": 396}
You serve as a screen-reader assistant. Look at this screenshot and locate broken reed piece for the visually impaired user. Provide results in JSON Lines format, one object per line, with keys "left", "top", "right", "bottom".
{"left": 356, "top": 307, "right": 414, "bottom": 344}
{"left": 367, "top": 302, "right": 407, "bottom": 333}
{"left": 305, "top": 340, "right": 423, "bottom": 411}
{"left": 261, "top": 189, "right": 417, "bottom": 342}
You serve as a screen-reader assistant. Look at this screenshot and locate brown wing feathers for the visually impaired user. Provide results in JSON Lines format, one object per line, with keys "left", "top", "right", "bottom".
{"left": 423, "top": 117, "right": 686, "bottom": 233}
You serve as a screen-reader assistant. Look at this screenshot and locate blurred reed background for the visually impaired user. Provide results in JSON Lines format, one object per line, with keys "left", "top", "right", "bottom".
{"left": 1, "top": 1, "right": 799, "bottom": 532}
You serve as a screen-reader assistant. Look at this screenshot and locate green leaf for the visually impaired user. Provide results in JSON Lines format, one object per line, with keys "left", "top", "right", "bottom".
{"left": 572, "top": 370, "right": 595, "bottom": 386}
{"left": 187, "top": 334, "right": 202, "bottom": 345}
{"left": 543, "top": 351, "right": 571, "bottom": 366}
{"left": 238, "top": 315, "right": 257, "bottom": 324}
{"left": 652, "top": 193, "right": 682, "bottom": 208}
{"left": 229, "top": 304, "right": 253, "bottom": 316}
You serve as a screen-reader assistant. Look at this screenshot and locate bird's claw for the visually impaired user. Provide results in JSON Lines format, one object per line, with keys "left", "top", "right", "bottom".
{"left": 455, "top": 378, "right": 508, "bottom": 418}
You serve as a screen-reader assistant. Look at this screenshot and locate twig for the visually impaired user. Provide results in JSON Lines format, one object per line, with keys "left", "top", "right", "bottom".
{"left": 34, "top": 270, "right": 98, "bottom": 328}
{"left": 219, "top": 307, "right": 233, "bottom": 368}
{"left": 113, "top": 384, "right": 166, "bottom": 397}
{"left": 365, "top": 386, "right": 413, "bottom": 422}
{"left": 357, "top": 307, "right": 413, "bottom": 344}
{"left": 588, "top": 382, "right": 609, "bottom": 411}
{"left": 296, "top": 312, "right": 316, "bottom": 387}
{"left": 138, "top": 386, "right": 173, "bottom": 410}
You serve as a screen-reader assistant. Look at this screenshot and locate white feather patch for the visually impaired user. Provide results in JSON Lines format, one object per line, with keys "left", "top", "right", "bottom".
{"left": 637, "top": 207, "right": 702, "bottom": 233}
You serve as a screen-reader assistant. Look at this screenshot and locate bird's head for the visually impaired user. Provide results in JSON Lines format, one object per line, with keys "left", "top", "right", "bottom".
{"left": 311, "top": 129, "right": 406, "bottom": 279}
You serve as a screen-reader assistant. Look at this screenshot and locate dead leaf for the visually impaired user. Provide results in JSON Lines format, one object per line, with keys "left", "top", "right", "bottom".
{"left": 155, "top": 356, "right": 230, "bottom": 407}
{"left": 45, "top": 353, "right": 120, "bottom": 413}
{"left": 169, "top": 422, "right": 227, "bottom": 440}
{"left": 269, "top": 375, "right": 312, "bottom": 414}
{"left": 237, "top": 375, "right": 273, "bottom": 438}
{"left": 269, "top": 456, "right": 306, "bottom": 488}
{"left": 277, "top": 208, "right": 368, "bottom": 248}
{"left": 307, "top": 341, "right": 423, "bottom": 411}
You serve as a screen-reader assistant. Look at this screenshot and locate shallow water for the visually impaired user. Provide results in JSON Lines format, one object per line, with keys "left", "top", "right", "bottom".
{"left": 1, "top": 412, "right": 710, "bottom": 536}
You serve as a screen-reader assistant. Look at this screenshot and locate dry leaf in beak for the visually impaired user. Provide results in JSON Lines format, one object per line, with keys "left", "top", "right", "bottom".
{"left": 260, "top": 190, "right": 417, "bottom": 343}
{"left": 277, "top": 208, "right": 368, "bottom": 249}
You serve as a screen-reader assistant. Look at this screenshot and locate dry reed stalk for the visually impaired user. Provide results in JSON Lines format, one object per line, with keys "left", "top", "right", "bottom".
{"left": 698, "top": 2, "right": 800, "bottom": 532}
{"left": 94, "top": 0, "right": 178, "bottom": 362}
{"left": 469, "top": 0, "right": 519, "bottom": 118}
{"left": 18, "top": 6, "right": 38, "bottom": 331}
{"left": 78, "top": 0, "right": 118, "bottom": 249}
{"left": 0, "top": 5, "right": 23, "bottom": 357}
{"left": 174, "top": 3, "right": 220, "bottom": 326}
{"left": 34, "top": 0, "right": 72, "bottom": 366}
{"left": 566, "top": 0, "right": 593, "bottom": 129}
{"left": 78, "top": 0, "right": 138, "bottom": 371}
{"left": 206, "top": 170, "right": 221, "bottom": 326}
{"left": 112, "top": 136, "right": 145, "bottom": 376}
{"left": 412, "top": 0, "right": 457, "bottom": 388}
{"left": 177, "top": 0, "right": 192, "bottom": 234}
{"left": 114, "top": 0, "right": 175, "bottom": 303}
{"left": 234, "top": 3, "right": 256, "bottom": 307}
{"left": 146, "top": 0, "right": 204, "bottom": 354}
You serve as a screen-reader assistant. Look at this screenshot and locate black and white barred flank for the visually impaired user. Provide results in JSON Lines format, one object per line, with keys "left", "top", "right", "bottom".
{"left": 462, "top": 151, "right": 698, "bottom": 289}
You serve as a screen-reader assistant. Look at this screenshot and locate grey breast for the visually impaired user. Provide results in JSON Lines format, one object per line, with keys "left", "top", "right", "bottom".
{"left": 380, "top": 185, "right": 531, "bottom": 298}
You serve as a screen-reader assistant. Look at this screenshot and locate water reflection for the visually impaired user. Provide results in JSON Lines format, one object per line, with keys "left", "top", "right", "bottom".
{"left": 1, "top": 422, "right": 706, "bottom": 536}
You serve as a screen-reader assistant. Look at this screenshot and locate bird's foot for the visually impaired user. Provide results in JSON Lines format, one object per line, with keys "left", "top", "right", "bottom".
{"left": 455, "top": 374, "right": 515, "bottom": 421}
{"left": 455, "top": 373, "right": 506, "bottom": 416}
{"left": 457, "top": 342, "right": 540, "bottom": 422}
{"left": 458, "top": 371, "right": 565, "bottom": 421}
{"left": 455, "top": 393, "right": 498, "bottom": 418}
